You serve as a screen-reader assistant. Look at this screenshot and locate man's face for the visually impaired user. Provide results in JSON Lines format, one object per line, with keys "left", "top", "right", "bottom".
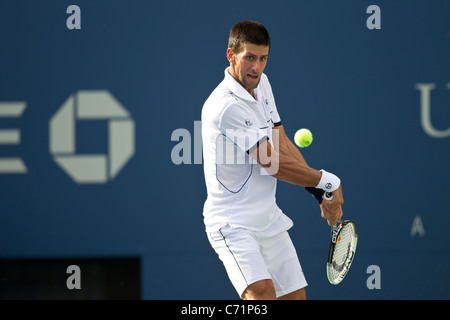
{"left": 227, "top": 43, "right": 270, "bottom": 95}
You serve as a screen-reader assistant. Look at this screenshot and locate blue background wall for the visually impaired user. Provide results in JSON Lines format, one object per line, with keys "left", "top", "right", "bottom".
{"left": 0, "top": 0, "right": 449, "bottom": 299}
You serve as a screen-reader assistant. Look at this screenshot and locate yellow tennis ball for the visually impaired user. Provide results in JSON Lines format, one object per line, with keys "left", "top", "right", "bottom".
{"left": 294, "top": 128, "right": 313, "bottom": 148}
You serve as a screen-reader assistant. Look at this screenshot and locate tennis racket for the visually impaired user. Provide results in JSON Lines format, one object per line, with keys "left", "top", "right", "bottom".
{"left": 305, "top": 187, "right": 358, "bottom": 285}
{"left": 324, "top": 192, "right": 358, "bottom": 285}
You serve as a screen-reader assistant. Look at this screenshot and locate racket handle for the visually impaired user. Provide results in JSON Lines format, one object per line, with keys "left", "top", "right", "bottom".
{"left": 324, "top": 192, "right": 333, "bottom": 201}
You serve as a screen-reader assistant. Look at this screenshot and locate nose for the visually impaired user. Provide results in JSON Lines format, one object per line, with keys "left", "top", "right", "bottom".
{"left": 251, "top": 60, "right": 261, "bottom": 74}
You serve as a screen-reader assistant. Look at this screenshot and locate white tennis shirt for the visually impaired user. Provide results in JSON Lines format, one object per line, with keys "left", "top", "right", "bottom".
{"left": 201, "top": 68, "right": 284, "bottom": 232}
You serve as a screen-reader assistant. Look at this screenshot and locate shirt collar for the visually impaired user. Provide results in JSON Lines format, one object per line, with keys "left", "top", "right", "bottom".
{"left": 224, "top": 67, "right": 257, "bottom": 103}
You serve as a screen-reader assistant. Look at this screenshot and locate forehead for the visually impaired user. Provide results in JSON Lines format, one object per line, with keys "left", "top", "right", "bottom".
{"left": 239, "top": 43, "right": 270, "bottom": 56}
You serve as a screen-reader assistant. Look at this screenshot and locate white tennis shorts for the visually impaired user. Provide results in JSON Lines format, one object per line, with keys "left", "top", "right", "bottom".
{"left": 207, "top": 214, "right": 307, "bottom": 298}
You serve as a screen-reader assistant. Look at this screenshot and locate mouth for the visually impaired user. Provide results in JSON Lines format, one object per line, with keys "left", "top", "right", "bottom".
{"left": 247, "top": 74, "right": 259, "bottom": 81}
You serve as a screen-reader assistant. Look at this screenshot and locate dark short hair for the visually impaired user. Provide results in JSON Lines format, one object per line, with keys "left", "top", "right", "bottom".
{"left": 228, "top": 20, "right": 271, "bottom": 54}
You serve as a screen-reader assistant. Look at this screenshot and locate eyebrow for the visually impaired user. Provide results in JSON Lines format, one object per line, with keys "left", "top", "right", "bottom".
{"left": 246, "top": 52, "right": 269, "bottom": 59}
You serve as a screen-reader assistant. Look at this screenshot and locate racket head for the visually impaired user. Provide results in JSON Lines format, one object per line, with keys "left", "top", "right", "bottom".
{"left": 327, "top": 220, "right": 358, "bottom": 285}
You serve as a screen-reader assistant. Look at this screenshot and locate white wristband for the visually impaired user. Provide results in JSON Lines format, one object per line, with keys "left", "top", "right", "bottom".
{"left": 316, "top": 169, "right": 341, "bottom": 193}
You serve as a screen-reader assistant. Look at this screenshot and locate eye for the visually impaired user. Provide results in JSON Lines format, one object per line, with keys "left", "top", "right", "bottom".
{"left": 246, "top": 55, "right": 255, "bottom": 61}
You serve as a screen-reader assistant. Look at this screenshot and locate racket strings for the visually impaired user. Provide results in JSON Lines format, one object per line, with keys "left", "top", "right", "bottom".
{"left": 330, "top": 224, "right": 355, "bottom": 279}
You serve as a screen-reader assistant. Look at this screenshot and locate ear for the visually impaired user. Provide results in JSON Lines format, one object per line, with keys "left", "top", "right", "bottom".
{"left": 227, "top": 48, "right": 235, "bottom": 63}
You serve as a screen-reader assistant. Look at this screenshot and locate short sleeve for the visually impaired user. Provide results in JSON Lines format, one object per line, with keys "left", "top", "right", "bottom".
{"left": 262, "top": 74, "right": 282, "bottom": 126}
{"left": 219, "top": 104, "right": 268, "bottom": 153}
{"left": 272, "top": 102, "right": 282, "bottom": 127}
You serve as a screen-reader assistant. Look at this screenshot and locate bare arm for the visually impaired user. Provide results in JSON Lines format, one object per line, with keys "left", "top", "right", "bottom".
{"left": 249, "top": 127, "right": 344, "bottom": 225}
{"left": 248, "top": 137, "right": 321, "bottom": 187}
{"left": 272, "top": 125, "right": 308, "bottom": 166}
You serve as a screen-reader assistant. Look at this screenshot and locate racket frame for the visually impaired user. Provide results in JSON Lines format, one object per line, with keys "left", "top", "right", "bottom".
{"left": 326, "top": 219, "right": 358, "bottom": 285}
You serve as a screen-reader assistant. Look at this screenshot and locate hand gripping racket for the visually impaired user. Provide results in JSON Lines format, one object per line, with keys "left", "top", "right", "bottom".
{"left": 324, "top": 192, "right": 358, "bottom": 285}
{"left": 305, "top": 187, "right": 358, "bottom": 285}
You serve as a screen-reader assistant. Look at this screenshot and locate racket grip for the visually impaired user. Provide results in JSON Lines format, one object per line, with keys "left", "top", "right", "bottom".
{"left": 324, "top": 192, "right": 333, "bottom": 201}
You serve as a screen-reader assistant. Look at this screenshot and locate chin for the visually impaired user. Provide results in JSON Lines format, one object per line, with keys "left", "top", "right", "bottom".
{"left": 244, "top": 80, "right": 260, "bottom": 91}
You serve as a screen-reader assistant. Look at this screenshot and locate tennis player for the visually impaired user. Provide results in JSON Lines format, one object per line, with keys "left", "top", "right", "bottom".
{"left": 201, "top": 20, "right": 344, "bottom": 300}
